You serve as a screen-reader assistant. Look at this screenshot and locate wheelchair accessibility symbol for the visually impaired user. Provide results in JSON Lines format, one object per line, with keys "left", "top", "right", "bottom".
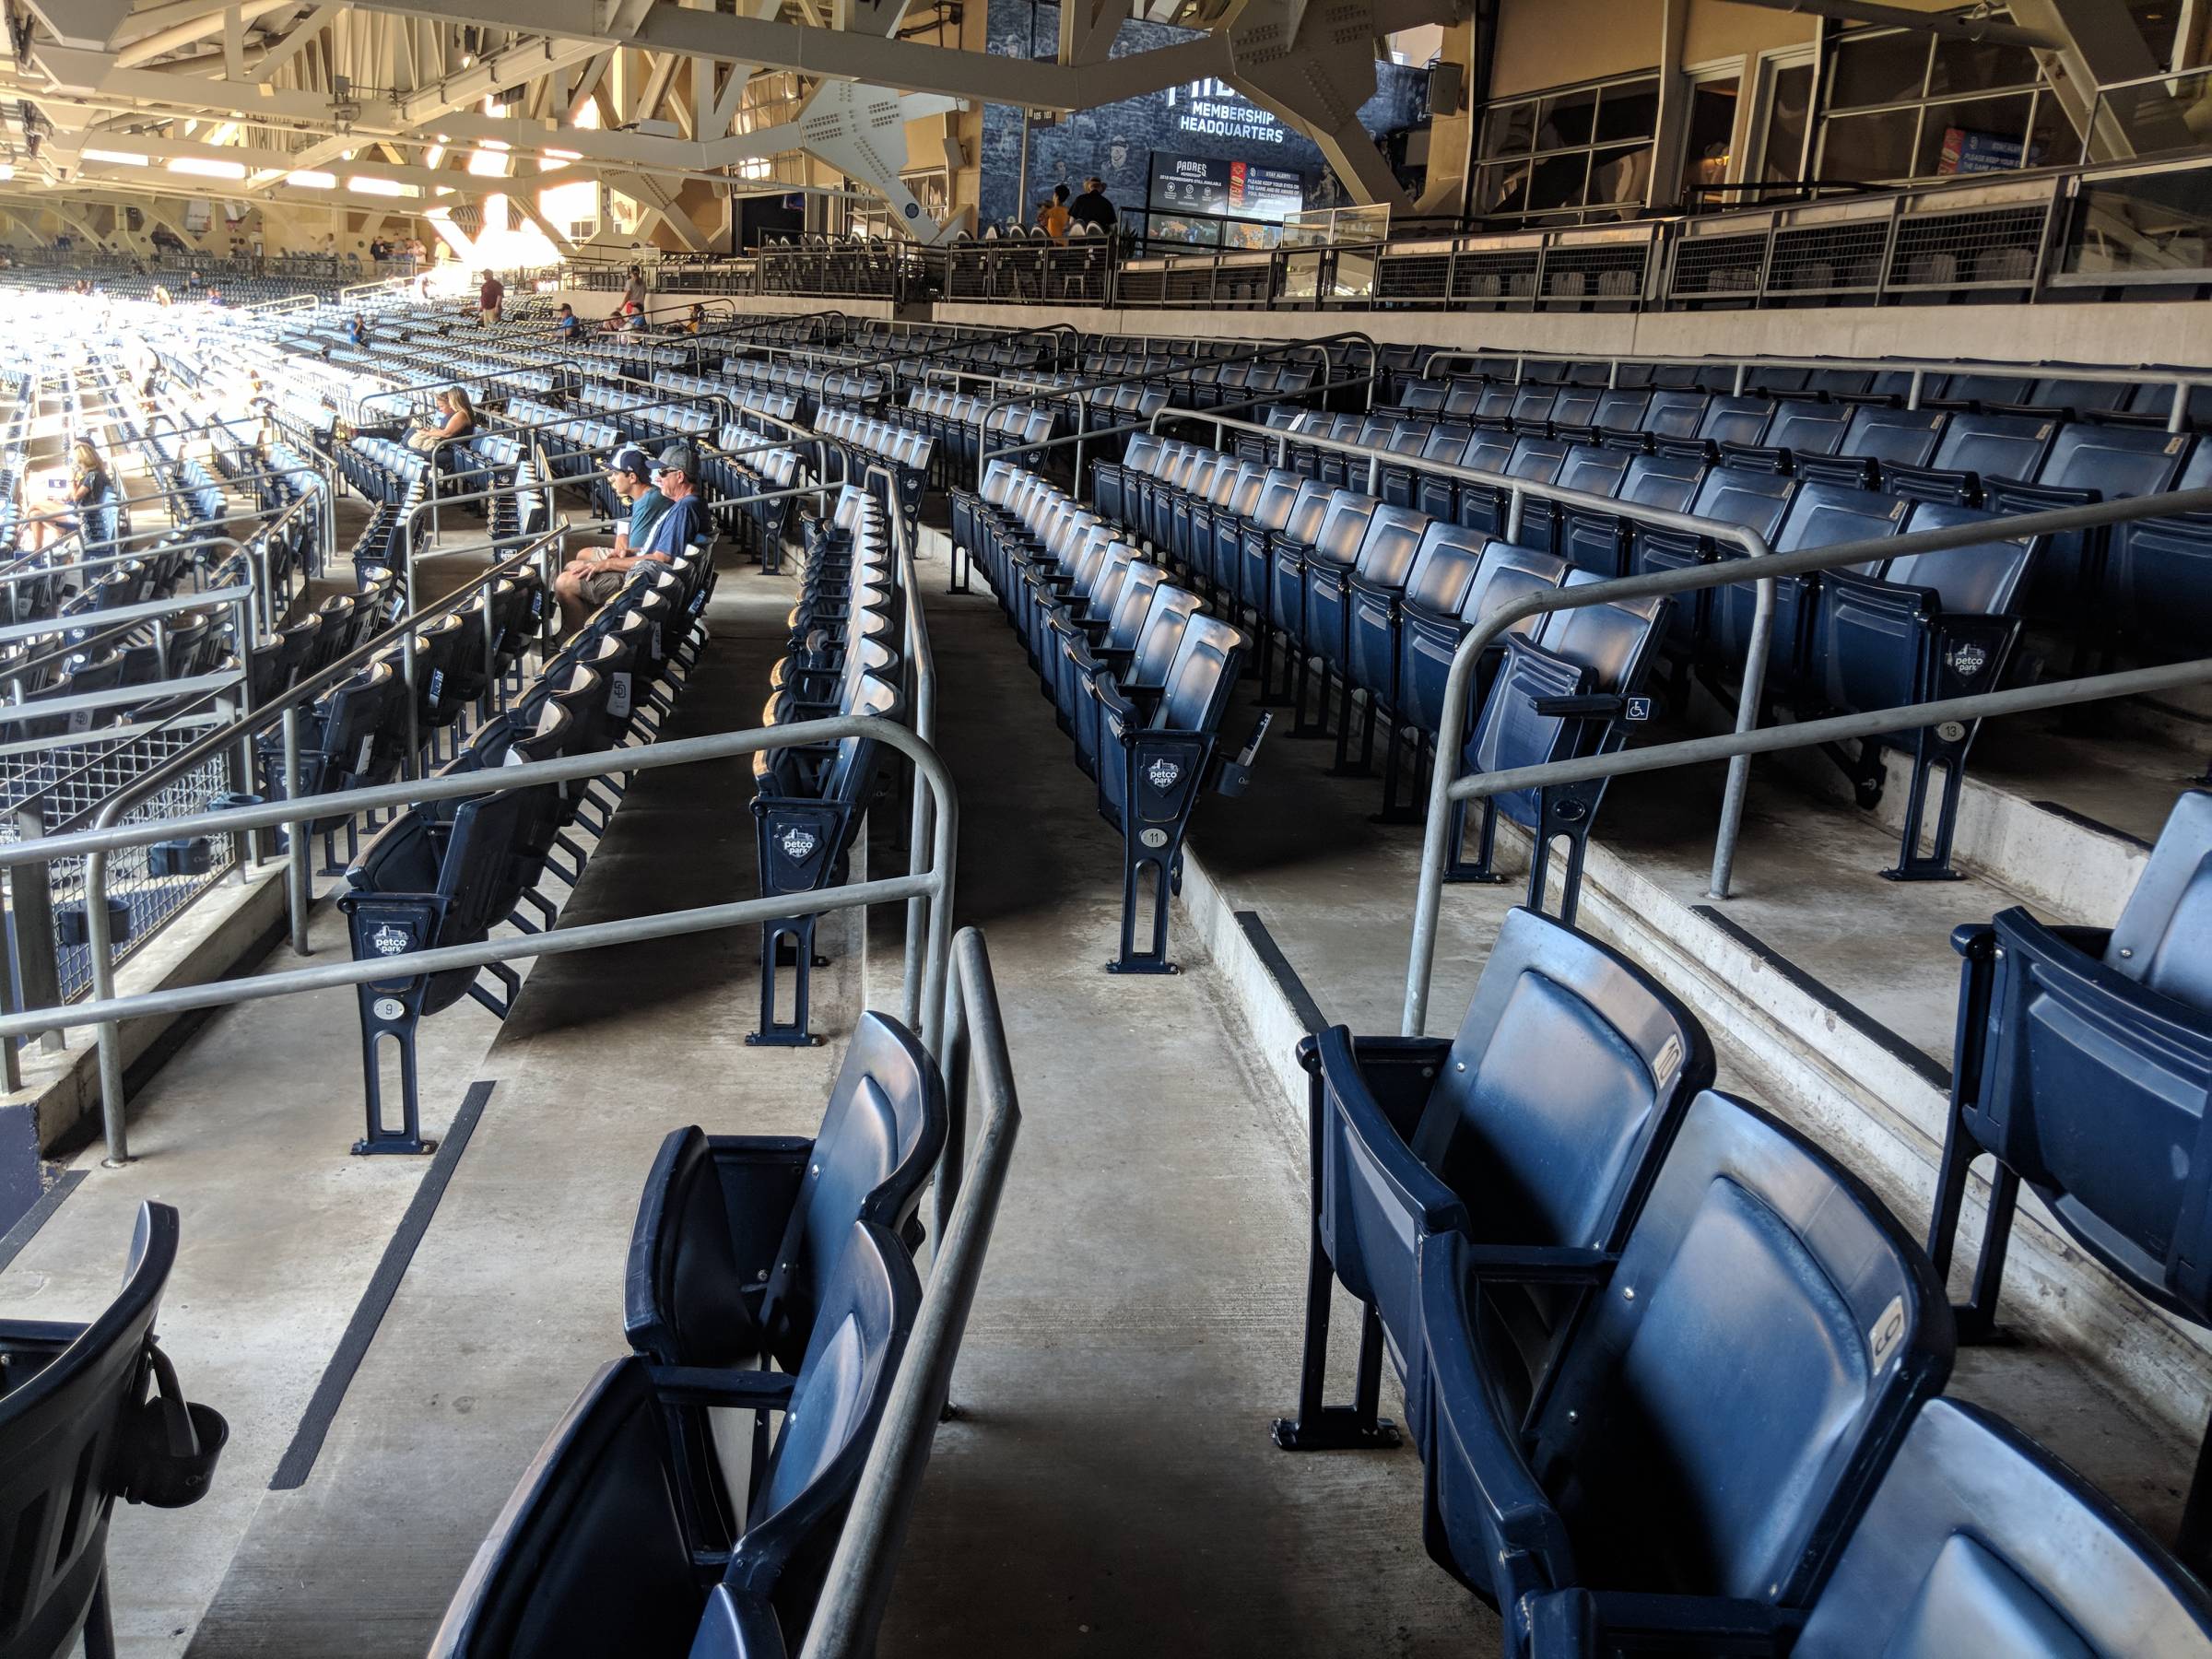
{"left": 1625, "top": 697, "right": 1653, "bottom": 722}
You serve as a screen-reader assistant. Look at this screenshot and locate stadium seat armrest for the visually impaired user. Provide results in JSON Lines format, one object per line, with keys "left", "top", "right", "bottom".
{"left": 1456, "top": 1244, "right": 1618, "bottom": 1287}
{"left": 1522, "top": 1589, "right": 1597, "bottom": 1659}
{"left": 647, "top": 1365, "right": 799, "bottom": 1409}
{"left": 1527, "top": 693, "right": 1626, "bottom": 720}
{"left": 1571, "top": 1590, "right": 1798, "bottom": 1655}
{"left": 0, "top": 1320, "right": 88, "bottom": 1394}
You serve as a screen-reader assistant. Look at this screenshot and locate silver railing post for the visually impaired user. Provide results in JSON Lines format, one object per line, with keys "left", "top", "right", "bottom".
{"left": 9, "top": 805, "right": 63, "bottom": 1054}
{"left": 281, "top": 704, "right": 311, "bottom": 954}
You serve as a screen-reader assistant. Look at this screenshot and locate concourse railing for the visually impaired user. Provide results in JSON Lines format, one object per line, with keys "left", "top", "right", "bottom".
{"left": 1391, "top": 486, "right": 2212, "bottom": 1037}
{"left": 0, "top": 711, "right": 958, "bottom": 1167}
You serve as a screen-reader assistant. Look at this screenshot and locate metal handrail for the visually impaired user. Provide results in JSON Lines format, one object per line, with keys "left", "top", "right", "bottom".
{"left": 971, "top": 330, "right": 1381, "bottom": 491}
{"left": 0, "top": 712, "right": 959, "bottom": 1166}
{"left": 801, "top": 925, "right": 1019, "bottom": 1659}
{"left": 1399, "top": 485, "right": 2212, "bottom": 1037}
{"left": 25, "top": 524, "right": 570, "bottom": 1139}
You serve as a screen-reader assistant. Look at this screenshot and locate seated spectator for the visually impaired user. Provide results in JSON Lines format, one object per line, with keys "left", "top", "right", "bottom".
{"left": 26, "top": 441, "right": 115, "bottom": 552}
{"left": 554, "top": 303, "right": 582, "bottom": 340}
{"left": 684, "top": 303, "right": 705, "bottom": 335}
{"left": 347, "top": 312, "right": 367, "bottom": 347}
{"left": 548, "top": 444, "right": 694, "bottom": 632}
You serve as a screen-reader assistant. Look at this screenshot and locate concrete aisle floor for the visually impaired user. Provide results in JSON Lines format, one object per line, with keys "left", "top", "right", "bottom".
{"left": 873, "top": 578, "right": 1486, "bottom": 1658}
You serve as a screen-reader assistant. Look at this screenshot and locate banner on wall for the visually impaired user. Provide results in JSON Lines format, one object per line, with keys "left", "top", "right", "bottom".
{"left": 1146, "top": 153, "right": 1305, "bottom": 220}
{"left": 1937, "top": 127, "right": 2030, "bottom": 174}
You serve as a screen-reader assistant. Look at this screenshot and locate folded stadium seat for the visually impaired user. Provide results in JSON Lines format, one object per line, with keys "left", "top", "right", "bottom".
{"left": 2104, "top": 440, "right": 2212, "bottom": 659}
{"left": 1886, "top": 410, "right": 2059, "bottom": 505}
{"left": 1418, "top": 1088, "right": 1952, "bottom": 1659}
{"left": 749, "top": 676, "right": 900, "bottom": 1046}
{"left": 1528, "top": 1395, "right": 2212, "bottom": 1656}
{"left": 1378, "top": 421, "right": 1435, "bottom": 511}
{"left": 1790, "top": 499, "right": 2037, "bottom": 877}
{"left": 1445, "top": 571, "right": 1672, "bottom": 918}
{"left": 1506, "top": 382, "right": 1559, "bottom": 433}
{"left": 1726, "top": 396, "right": 1853, "bottom": 472}
{"left": 1517, "top": 442, "right": 1633, "bottom": 566}
{"left": 1198, "top": 463, "right": 1272, "bottom": 618}
{"left": 1795, "top": 403, "right": 1953, "bottom": 491}
{"left": 1092, "top": 610, "right": 1261, "bottom": 973}
{"left": 430, "top": 1218, "right": 917, "bottom": 1659}
{"left": 1446, "top": 428, "right": 1519, "bottom": 536}
{"left": 1275, "top": 904, "right": 1712, "bottom": 1453}
{"left": 2120, "top": 379, "right": 2212, "bottom": 429}
{"left": 1407, "top": 422, "right": 1477, "bottom": 524}
{"left": 1545, "top": 383, "right": 1603, "bottom": 439}
{"left": 1806, "top": 367, "right": 1878, "bottom": 401}
{"left": 1637, "top": 387, "right": 1711, "bottom": 447}
{"left": 1930, "top": 789, "right": 2212, "bottom": 1567}
{"left": 260, "top": 661, "right": 413, "bottom": 870}
{"left": 1589, "top": 387, "right": 1653, "bottom": 445}
{"left": 1041, "top": 547, "right": 1147, "bottom": 732}
{"left": 1400, "top": 382, "right": 1447, "bottom": 416}
{"left": 1270, "top": 488, "right": 1376, "bottom": 732}
{"left": 1746, "top": 365, "right": 1814, "bottom": 396}
{"left": 1707, "top": 481, "right": 1912, "bottom": 707}
{"left": 1925, "top": 371, "right": 2033, "bottom": 411}
{"left": 1569, "top": 450, "right": 1706, "bottom": 652}
{"left": 1018, "top": 522, "right": 1121, "bottom": 671}
{"left": 1394, "top": 538, "right": 1568, "bottom": 789}
{"left": 341, "top": 778, "right": 555, "bottom": 1152}
{"left": 1981, "top": 421, "right": 2194, "bottom": 628}
{"left": 1068, "top": 580, "right": 1199, "bottom": 786}
{"left": 0, "top": 1202, "right": 228, "bottom": 1659}
{"left": 1440, "top": 378, "right": 1484, "bottom": 420}
{"left": 1667, "top": 393, "right": 1776, "bottom": 462}
{"left": 2006, "top": 375, "right": 2135, "bottom": 421}
{"left": 1320, "top": 505, "right": 1433, "bottom": 771}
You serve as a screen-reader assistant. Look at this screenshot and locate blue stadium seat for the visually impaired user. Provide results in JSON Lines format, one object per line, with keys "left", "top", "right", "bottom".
{"left": 1418, "top": 1088, "right": 1951, "bottom": 1657}
{"left": 0, "top": 1203, "right": 226, "bottom": 1659}
{"left": 2105, "top": 439, "right": 2212, "bottom": 656}
{"left": 1929, "top": 788, "right": 2212, "bottom": 1565}
{"left": 430, "top": 1218, "right": 917, "bottom": 1659}
{"left": 1093, "top": 610, "right": 1261, "bottom": 972}
{"left": 1274, "top": 905, "right": 1712, "bottom": 1454}
{"left": 1519, "top": 442, "right": 1632, "bottom": 566}
{"left": 1802, "top": 500, "right": 2037, "bottom": 878}
{"left": 1445, "top": 572, "right": 1671, "bottom": 919}
{"left": 1528, "top": 1398, "right": 2212, "bottom": 1657}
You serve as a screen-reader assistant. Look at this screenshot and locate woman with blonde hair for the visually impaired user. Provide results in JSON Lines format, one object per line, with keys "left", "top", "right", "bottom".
{"left": 25, "top": 440, "right": 115, "bottom": 552}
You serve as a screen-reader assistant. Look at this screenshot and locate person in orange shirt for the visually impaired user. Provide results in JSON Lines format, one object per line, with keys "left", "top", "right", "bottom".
{"left": 1039, "top": 185, "right": 1071, "bottom": 241}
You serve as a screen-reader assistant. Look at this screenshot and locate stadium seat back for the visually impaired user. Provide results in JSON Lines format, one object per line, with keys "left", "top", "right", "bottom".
{"left": 1522, "top": 1089, "right": 1948, "bottom": 1604}
{"left": 1793, "top": 1399, "right": 2212, "bottom": 1659}
{"left": 2105, "top": 790, "right": 2212, "bottom": 1010}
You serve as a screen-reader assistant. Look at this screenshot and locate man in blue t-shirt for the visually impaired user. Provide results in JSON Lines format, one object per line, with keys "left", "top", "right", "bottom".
{"left": 553, "top": 444, "right": 669, "bottom": 634}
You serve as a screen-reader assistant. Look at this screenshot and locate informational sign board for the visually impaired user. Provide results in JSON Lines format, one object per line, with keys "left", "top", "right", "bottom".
{"left": 1146, "top": 153, "right": 1306, "bottom": 222}
{"left": 1937, "top": 126, "right": 2028, "bottom": 175}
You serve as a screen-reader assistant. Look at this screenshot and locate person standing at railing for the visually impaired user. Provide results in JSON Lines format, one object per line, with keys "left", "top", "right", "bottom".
{"left": 622, "top": 265, "right": 647, "bottom": 312}
{"left": 1039, "top": 186, "right": 1071, "bottom": 241}
{"left": 1069, "top": 176, "right": 1116, "bottom": 232}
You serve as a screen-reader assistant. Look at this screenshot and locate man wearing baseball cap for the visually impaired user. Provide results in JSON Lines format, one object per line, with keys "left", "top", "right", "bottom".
{"left": 634, "top": 442, "right": 709, "bottom": 559}
{"left": 553, "top": 444, "right": 668, "bottom": 635}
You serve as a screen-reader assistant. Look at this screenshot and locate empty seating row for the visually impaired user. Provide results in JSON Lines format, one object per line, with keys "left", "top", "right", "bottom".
{"left": 1105, "top": 425, "right": 2053, "bottom": 888}
{"left": 891, "top": 388, "right": 1059, "bottom": 490}
{"left": 750, "top": 485, "right": 905, "bottom": 1044}
{"left": 953, "top": 460, "right": 1266, "bottom": 971}
{"left": 337, "top": 538, "right": 710, "bottom": 1151}
{"left": 1288, "top": 901, "right": 2212, "bottom": 1655}
{"left": 434, "top": 1000, "right": 965, "bottom": 1657}
{"left": 813, "top": 406, "right": 932, "bottom": 533}
{"left": 699, "top": 418, "right": 810, "bottom": 568}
